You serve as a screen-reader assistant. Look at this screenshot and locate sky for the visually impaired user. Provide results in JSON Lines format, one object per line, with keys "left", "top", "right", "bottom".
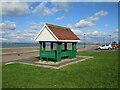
{"left": 0, "top": 1, "right": 119, "bottom": 43}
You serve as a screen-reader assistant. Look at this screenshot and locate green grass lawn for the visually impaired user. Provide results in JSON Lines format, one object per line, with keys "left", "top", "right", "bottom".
{"left": 2, "top": 52, "right": 118, "bottom": 88}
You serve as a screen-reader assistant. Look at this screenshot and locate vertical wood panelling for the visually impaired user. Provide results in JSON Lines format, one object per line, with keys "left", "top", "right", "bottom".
{"left": 39, "top": 41, "right": 43, "bottom": 60}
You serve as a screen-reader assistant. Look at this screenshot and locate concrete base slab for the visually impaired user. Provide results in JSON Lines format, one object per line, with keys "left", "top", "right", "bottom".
{"left": 3, "top": 56, "right": 93, "bottom": 69}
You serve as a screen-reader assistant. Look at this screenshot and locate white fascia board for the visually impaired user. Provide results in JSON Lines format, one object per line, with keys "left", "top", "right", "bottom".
{"left": 35, "top": 40, "right": 58, "bottom": 42}
{"left": 34, "top": 24, "right": 46, "bottom": 41}
{"left": 45, "top": 24, "right": 59, "bottom": 41}
{"left": 35, "top": 40, "right": 80, "bottom": 42}
{"left": 58, "top": 40, "right": 80, "bottom": 42}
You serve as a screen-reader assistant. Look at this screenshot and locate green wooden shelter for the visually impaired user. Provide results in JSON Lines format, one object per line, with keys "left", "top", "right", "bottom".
{"left": 34, "top": 23, "right": 80, "bottom": 62}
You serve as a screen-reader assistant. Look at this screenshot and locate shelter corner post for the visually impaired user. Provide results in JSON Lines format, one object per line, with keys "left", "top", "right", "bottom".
{"left": 56, "top": 42, "right": 62, "bottom": 62}
{"left": 39, "top": 41, "right": 43, "bottom": 61}
{"left": 43, "top": 42, "right": 46, "bottom": 51}
{"left": 72, "top": 42, "right": 77, "bottom": 58}
{"left": 64, "top": 42, "right": 67, "bottom": 51}
{"left": 51, "top": 42, "right": 53, "bottom": 51}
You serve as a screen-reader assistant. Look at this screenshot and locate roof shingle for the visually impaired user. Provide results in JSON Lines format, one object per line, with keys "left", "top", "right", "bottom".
{"left": 46, "top": 23, "right": 80, "bottom": 40}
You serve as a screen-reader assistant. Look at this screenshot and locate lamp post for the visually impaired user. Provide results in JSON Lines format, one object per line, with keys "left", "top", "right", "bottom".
{"left": 109, "top": 35, "right": 111, "bottom": 43}
{"left": 84, "top": 34, "right": 86, "bottom": 48}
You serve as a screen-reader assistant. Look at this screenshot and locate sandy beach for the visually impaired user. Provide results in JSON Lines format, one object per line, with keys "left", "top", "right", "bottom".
{"left": 1, "top": 47, "right": 39, "bottom": 54}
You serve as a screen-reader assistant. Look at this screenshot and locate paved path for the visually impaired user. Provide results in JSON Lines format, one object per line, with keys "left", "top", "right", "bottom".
{"left": 1, "top": 45, "right": 118, "bottom": 63}
{"left": 3, "top": 56, "right": 93, "bottom": 69}
{"left": 1, "top": 52, "right": 39, "bottom": 62}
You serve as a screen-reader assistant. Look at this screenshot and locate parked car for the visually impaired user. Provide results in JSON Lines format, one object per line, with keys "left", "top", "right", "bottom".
{"left": 96, "top": 44, "right": 113, "bottom": 50}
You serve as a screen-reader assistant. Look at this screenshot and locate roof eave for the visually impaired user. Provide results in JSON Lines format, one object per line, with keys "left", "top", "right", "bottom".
{"left": 57, "top": 40, "right": 80, "bottom": 42}
{"left": 35, "top": 40, "right": 80, "bottom": 42}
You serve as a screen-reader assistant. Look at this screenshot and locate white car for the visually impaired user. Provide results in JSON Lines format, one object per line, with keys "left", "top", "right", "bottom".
{"left": 96, "top": 44, "right": 113, "bottom": 50}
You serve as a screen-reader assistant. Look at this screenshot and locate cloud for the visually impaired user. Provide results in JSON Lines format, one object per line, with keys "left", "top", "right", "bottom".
{"left": 51, "top": 1, "right": 69, "bottom": 12}
{"left": 1, "top": 22, "right": 44, "bottom": 42}
{"left": 75, "top": 19, "right": 96, "bottom": 28}
{"left": 71, "top": 29, "right": 83, "bottom": 35}
{"left": 30, "top": 22, "right": 37, "bottom": 25}
{"left": 1, "top": 2, "right": 69, "bottom": 17}
{"left": 1, "top": 0, "right": 119, "bottom": 2}
{"left": 30, "top": 22, "right": 45, "bottom": 27}
{"left": 29, "top": 22, "right": 37, "bottom": 25}
{"left": 66, "top": 24, "right": 73, "bottom": 28}
{"left": 75, "top": 10, "right": 108, "bottom": 28}
{"left": 87, "top": 30, "right": 101, "bottom": 35}
{"left": 0, "top": 20, "right": 16, "bottom": 31}
{"left": 87, "top": 10, "right": 108, "bottom": 22}
{"left": 30, "top": 25, "right": 39, "bottom": 30}
{"left": 0, "top": 37, "right": 8, "bottom": 41}
{"left": 14, "top": 29, "right": 38, "bottom": 41}
{"left": 72, "top": 29, "right": 118, "bottom": 43}
{"left": 2, "top": 29, "right": 38, "bottom": 42}
{"left": 70, "top": 28, "right": 118, "bottom": 43}
{"left": 71, "top": 28, "right": 115, "bottom": 39}
{"left": 32, "top": 2, "right": 59, "bottom": 16}
{"left": 84, "top": 30, "right": 118, "bottom": 43}
{"left": 55, "top": 16, "right": 64, "bottom": 20}
{"left": 16, "top": 36, "right": 23, "bottom": 39}
{"left": 32, "top": 2, "right": 69, "bottom": 16}
{"left": 104, "top": 24, "right": 110, "bottom": 27}
{"left": 92, "top": 31, "right": 101, "bottom": 34}
{"left": 94, "top": 10, "right": 108, "bottom": 16}
{"left": 1, "top": 2, "right": 30, "bottom": 17}
{"left": 0, "top": 20, "right": 41, "bottom": 42}
{"left": 114, "top": 28, "right": 120, "bottom": 33}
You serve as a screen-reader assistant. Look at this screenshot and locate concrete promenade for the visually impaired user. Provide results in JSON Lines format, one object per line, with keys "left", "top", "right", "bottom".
{"left": 1, "top": 45, "right": 118, "bottom": 63}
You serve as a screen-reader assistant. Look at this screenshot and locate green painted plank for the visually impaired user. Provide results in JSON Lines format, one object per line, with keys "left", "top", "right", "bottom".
{"left": 56, "top": 43, "right": 62, "bottom": 62}
{"left": 72, "top": 42, "right": 77, "bottom": 58}
{"left": 39, "top": 42, "right": 43, "bottom": 60}
{"left": 41, "top": 51, "right": 55, "bottom": 58}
